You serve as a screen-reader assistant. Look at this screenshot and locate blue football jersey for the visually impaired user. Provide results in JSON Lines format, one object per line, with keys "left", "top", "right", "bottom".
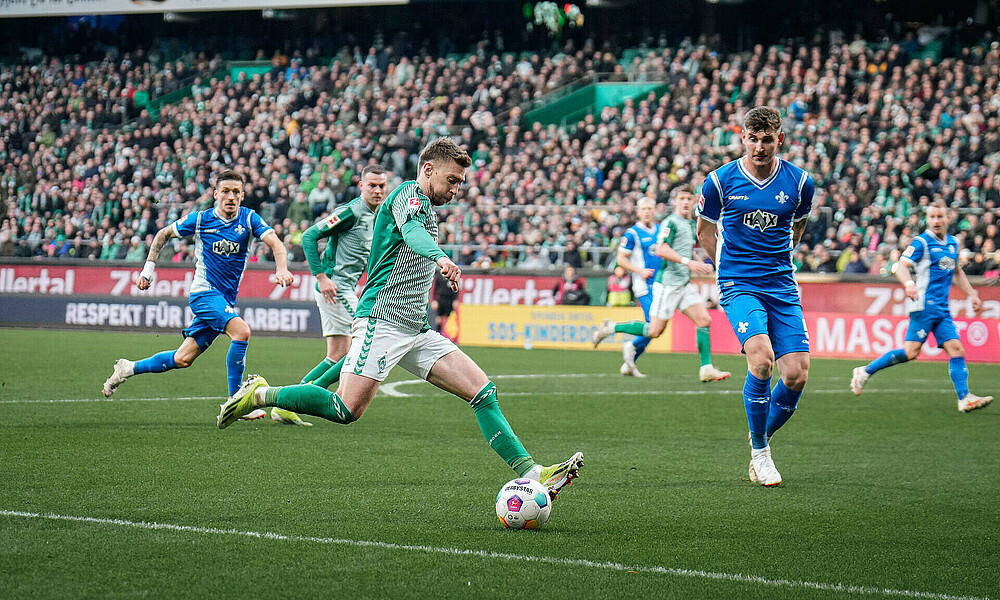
{"left": 619, "top": 222, "right": 662, "bottom": 297}
{"left": 699, "top": 157, "right": 814, "bottom": 281}
{"left": 900, "top": 231, "right": 958, "bottom": 313}
{"left": 172, "top": 206, "right": 273, "bottom": 304}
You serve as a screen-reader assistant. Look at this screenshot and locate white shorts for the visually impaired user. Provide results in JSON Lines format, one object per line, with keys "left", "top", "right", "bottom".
{"left": 650, "top": 282, "right": 703, "bottom": 321}
{"left": 342, "top": 317, "right": 459, "bottom": 382}
{"left": 315, "top": 288, "right": 359, "bottom": 337}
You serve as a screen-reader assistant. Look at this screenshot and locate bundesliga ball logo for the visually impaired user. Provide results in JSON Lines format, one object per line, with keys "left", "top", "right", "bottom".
{"left": 495, "top": 478, "right": 552, "bottom": 530}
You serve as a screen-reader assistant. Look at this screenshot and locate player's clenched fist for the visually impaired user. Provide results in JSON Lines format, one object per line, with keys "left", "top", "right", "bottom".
{"left": 436, "top": 256, "right": 461, "bottom": 291}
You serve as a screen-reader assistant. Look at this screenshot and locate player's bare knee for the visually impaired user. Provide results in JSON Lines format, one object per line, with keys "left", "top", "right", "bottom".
{"left": 904, "top": 346, "right": 921, "bottom": 361}
{"left": 694, "top": 314, "right": 711, "bottom": 328}
{"left": 649, "top": 322, "right": 666, "bottom": 338}
{"left": 783, "top": 369, "right": 809, "bottom": 390}
{"left": 748, "top": 357, "right": 774, "bottom": 379}
{"left": 174, "top": 355, "right": 194, "bottom": 368}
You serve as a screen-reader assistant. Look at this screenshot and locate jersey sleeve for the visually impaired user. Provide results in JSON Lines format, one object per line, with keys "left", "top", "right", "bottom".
{"left": 900, "top": 237, "right": 924, "bottom": 265}
{"left": 658, "top": 218, "right": 677, "bottom": 246}
{"left": 172, "top": 212, "right": 199, "bottom": 238}
{"left": 794, "top": 173, "right": 815, "bottom": 221}
{"left": 391, "top": 183, "right": 428, "bottom": 230}
{"left": 248, "top": 210, "right": 274, "bottom": 239}
{"left": 316, "top": 204, "right": 359, "bottom": 237}
{"left": 698, "top": 172, "right": 723, "bottom": 223}
{"left": 619, "top": 229, "right": 637, "bottom": 252}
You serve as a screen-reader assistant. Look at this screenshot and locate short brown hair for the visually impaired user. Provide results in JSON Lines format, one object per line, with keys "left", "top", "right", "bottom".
{"left": 672, "top": 184, "right": 695, "bottom": 197}
{"left": 361, "top": 164, "right": 387, "bottom": 178}
{"left": 418, "top": 138, "right": 471, "bottom": 169}
{"left": 216, "top": 170, "right": 245, "bottom": 186}
{"left": 743, "top": 106, "right": 782, "bottom": 134}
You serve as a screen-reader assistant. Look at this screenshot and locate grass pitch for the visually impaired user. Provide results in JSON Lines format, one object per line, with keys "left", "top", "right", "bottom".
{"left": 1, "top": 327, "right": 997, "bottom": 599}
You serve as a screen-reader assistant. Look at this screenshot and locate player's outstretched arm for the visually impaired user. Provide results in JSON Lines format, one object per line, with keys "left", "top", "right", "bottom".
{"left": 952, "top": 266, "right": 982, "bottom": 312}
{"left": 301, "top": 223, "right": 338, "bottom": 302}
{"left": 136, "top": 226, "right": 179, "bottom": 290}
{"left": 696, "top": 218, "right": 719, "bottom": 267}
{"left": 656, "top": 241, "right": 712, "bottom": 275}
{"left": 261, "top": 231, "right": 294, "bottom": 287}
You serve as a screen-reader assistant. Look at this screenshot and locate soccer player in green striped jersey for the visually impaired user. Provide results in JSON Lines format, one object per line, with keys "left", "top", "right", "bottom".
{"left": 218, "top": 138, "right": 584, "bottom": 498}
{"left": 592, "top": 186, "right": 730, "bottom": 382}
{"left": 268, "top": 165, "right": 389, "bottom": 426}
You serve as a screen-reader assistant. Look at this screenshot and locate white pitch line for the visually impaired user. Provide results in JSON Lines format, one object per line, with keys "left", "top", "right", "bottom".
{"left": 380, "top": 373, "right": 612, "bottom": 397}
{"left": 0, "top": 510, "right": 987, "bottom": 600}
{"left": 0, "top": 396, "right": 218, "bottom": 405}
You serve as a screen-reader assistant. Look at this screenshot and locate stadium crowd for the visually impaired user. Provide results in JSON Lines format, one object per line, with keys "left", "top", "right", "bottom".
{"left": 1, "top": 29, "right": 999, "bottom": 279}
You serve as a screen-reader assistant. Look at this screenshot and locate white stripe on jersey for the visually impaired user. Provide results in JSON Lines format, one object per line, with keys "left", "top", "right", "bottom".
{"left": 190, "top": 211, "right": 210, "bottom": 295}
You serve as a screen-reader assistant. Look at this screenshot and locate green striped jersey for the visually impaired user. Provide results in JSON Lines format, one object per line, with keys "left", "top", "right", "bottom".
{"left": 356, "top": 181, "right": 438, "bottom": 332}
{"left": 655, "top": 212, "right": 697, "bottom": 286}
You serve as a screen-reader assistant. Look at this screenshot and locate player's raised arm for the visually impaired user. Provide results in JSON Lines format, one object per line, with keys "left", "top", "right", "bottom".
{"left": 261, "top": 230, "right": 294, "bottom": 287}
{"left": 136, "top": 225, "right": 179, "bottom": 290}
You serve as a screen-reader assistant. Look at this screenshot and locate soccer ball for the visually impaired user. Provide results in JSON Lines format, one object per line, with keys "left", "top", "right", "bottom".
{"left": 495, "top": 478, "right": 551, "bottom": 530}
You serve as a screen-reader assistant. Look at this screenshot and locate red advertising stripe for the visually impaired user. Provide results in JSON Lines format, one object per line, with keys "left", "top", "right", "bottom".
{"left": 0, "top": 264, "right": 319, "bottom": 301}
{"left": 671, "top": 310, "right": 1000, "bottom": 364}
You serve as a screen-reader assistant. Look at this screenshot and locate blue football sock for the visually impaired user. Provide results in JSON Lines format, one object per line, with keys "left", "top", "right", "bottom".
{"left": 133, "top": 350, "right": 178, "bottom": 375}
{"left": 632, "top": 335, "right": 652, "bottom": 361}
{"left": 227, "top": 340, "right": 249, "bottom": 396}
{"left": 744, "top": 372, "right": 771, "bottom": 449}
{"left": 865, "top": 348, "right": 908, "bottom": 375}
{"left": 949, "top": 357, "right": 969, "bottom": 399}
{"left": 766, "top": 380, "right": 802, "bottom": 439}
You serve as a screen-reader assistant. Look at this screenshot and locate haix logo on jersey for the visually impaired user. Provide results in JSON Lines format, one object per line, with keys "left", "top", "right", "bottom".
{"left": 743, "top": 210, "right": 779, "bottom": 232}
{"left": 212, "top": 240, "right": 241, "bottom": 256}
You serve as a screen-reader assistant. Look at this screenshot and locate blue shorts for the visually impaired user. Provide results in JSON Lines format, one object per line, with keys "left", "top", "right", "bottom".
{"left": 719, "top": 281, "right": 809, "bottom": 358}
{"left": 906, "top": 309, "right": 958, "bottom": 347}
{"left": 183, "top": 290, "right": 239, "bottom": 350}
{"left": 638, "top": 292, "right": 652, "bottom": 322}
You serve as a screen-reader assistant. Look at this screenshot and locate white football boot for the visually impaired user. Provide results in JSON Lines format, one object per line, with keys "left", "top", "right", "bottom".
{"left": 850, "top": 366, "right": 870, "bottom": 396}
{"left": 749, "top": 447, "right": 781, "bottom": 487}
{"left": 102, "top": 359, "right": 135, "bottom": 397}
{"left": 592, "top": 319, "right": 616, "bottom": 347}
{"left": 958, "top": 393, "right": 993, "bottom": 413}
{"left": 699, "top": 364, "right": 731, "bottom": 382}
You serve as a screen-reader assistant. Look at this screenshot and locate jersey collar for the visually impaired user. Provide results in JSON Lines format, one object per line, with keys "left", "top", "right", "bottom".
{"left": 213, "top": 207, "right": 240, "bottom": 223}
{"left": 737, "top": 156, "right": 782, "bottom": 189}
{"left": 924, "top": 229, "right": 948, "bottom": 244}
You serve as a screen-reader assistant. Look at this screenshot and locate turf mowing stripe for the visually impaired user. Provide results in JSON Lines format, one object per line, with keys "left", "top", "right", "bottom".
{"left": 0, "top": 387, "right": 957, "bottom": 404}
{"left": 0, "top": 509, "right": 988, "bottom": 600}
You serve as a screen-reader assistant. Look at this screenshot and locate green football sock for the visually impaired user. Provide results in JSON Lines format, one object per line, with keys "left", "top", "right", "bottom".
{"left": 615, "top": 321, "right": 650, "bottom": 337}
{"left": 312, "top": 356, "right": 346, "bottom": 389}
{"left": 264, "top": 384, "right": 356, "bottom": 424}
{"left": 470, "top": 382, "right": 535, "bottom": 476}
{"left": 697, "top": 326, "right": 712, "bottom": 367}
{"left": 300, "top": 357, "right": 334, "bottom": 384}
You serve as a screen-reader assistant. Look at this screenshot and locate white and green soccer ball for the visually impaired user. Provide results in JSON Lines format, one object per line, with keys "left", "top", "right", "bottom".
{"left": 496, "top": 478, "right": 551, "bottom": 530}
